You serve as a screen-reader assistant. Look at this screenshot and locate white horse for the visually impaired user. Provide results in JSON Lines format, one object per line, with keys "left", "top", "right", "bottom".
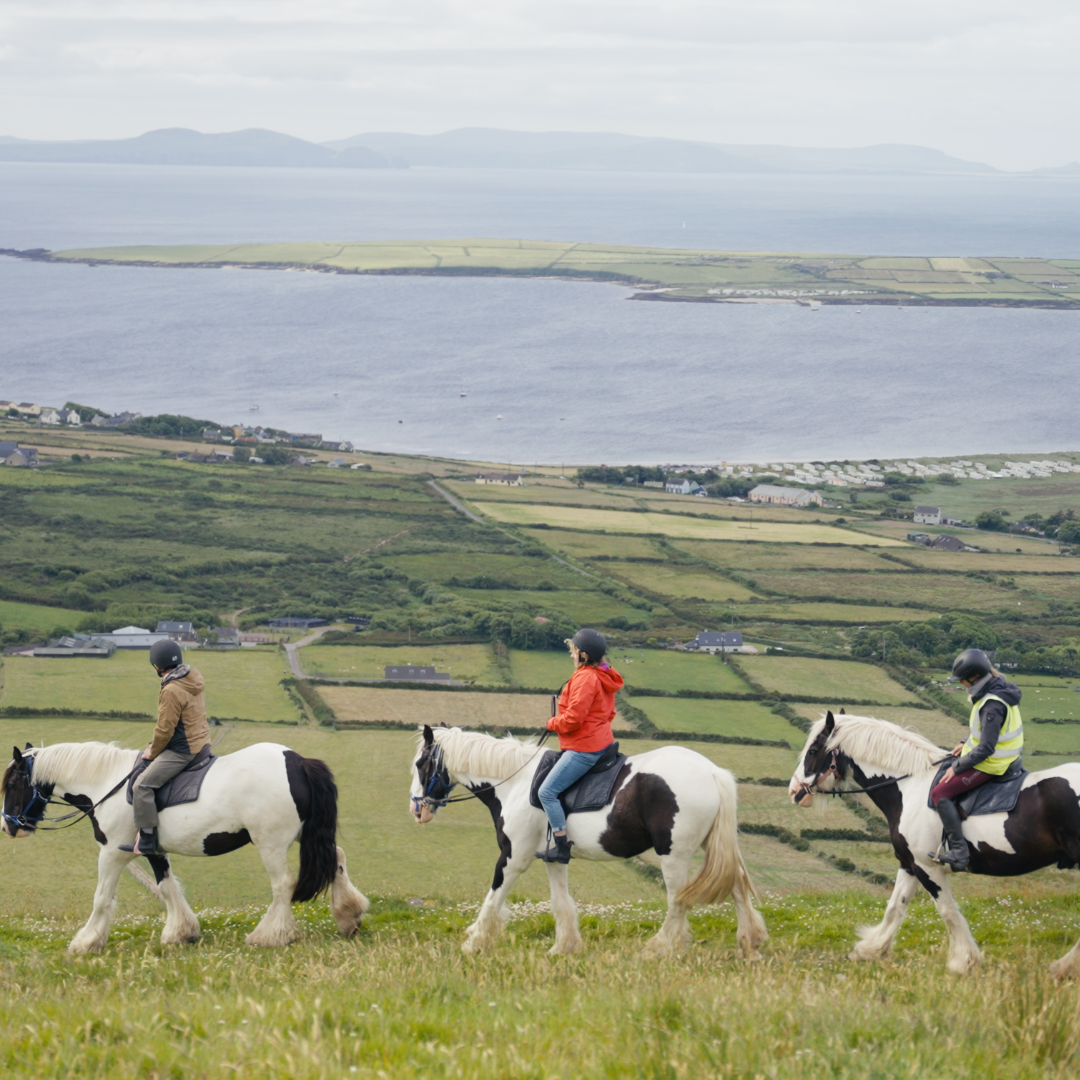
{"left": 410, "top": 725, "right": 767, "bottom": 958}
{"left": 2, "top": 741, "right": 369, "bottom": 954}
{"left": 789, "top": 711, "right": 1080, "bottom": 976}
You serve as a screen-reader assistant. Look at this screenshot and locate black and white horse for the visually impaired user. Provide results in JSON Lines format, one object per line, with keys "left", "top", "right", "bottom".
{"left": 2, "top": 741, "right": 369, "bottom": 953}
{"left": 410, "top": 725, "right": 767, "bottom": 958}
{"left": 789, "top": 711, "right": 1080, "bottom": 976}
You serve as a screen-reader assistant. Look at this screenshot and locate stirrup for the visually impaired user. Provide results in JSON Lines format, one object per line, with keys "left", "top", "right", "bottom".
{"left": 535, "top": 833, "right": 573, "bottom": 864}
{"left": 928, "top": 843, "right": 969, "bottom": 872}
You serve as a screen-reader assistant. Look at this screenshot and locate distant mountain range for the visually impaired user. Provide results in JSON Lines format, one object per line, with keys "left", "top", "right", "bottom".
{"left": 0, "top": 126, "right": 1074, "bottom": 176}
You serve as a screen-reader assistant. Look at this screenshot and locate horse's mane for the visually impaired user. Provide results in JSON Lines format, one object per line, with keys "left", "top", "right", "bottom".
{"left": 813, "top": 713, "right": 944, "bottom": 776}
{"left": 423, "top": 727, "right": 539, "bottom": 780}
{"left": 30, "top": 742, "right": 140, "bottom": 787}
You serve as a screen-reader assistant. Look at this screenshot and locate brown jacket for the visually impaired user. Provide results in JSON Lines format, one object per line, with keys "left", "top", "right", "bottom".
{"left": 149, "top": 664, "right": 211, "bottom": 758}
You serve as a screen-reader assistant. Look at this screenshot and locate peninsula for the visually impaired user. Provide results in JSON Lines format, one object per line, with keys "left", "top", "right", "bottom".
{"left": 5, "top": 240, "right": 1080, "bottom": 308}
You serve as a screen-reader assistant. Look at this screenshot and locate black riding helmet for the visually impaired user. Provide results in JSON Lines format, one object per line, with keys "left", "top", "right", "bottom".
{"left": 952, "top": 648, "right": 993, "bottom": 683}
{"left": 571, "top": 628, "right": 608, "bottom": 665}
{"left": 149, "top": 639, "right": 183, "bottom": 672}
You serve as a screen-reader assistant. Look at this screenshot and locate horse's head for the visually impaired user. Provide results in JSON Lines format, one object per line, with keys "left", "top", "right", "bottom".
{"left": 2, "top": 745, "right": 49, "bottom": 838}
{"left": 789, "top": 711, "right": 849, "bottom": 807}
{"left": 410, "top": 726, "right": 455, "bottom": 824}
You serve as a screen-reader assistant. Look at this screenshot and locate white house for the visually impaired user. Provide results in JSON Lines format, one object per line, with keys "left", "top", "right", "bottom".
{"left": 913, "top": 505, "right": 942, "bottom": 525}
{"left": 748, "top": 484, "right": 823, "bottom": 507}
{"left": 38, "top": 408, "right": 62, "bottom": 425}
{"left": 476, "top": 473, "right": 523, "bottom": 486}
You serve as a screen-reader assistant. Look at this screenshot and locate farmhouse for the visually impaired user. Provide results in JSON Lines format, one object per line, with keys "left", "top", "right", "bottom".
{"left": 687, "top": 631, "right": 756, "bottom": 654}
{"left": 2, "top": 446, "right": 38, "bottom": 467}
{"left": 384, "top": 665, "right": 451, "bottom": 681}
{"left": 914, "top": 505, "right": 942, "bottom": 525}
{"left": 665, "top": 478, "right": 706, "bottom": 495}
{"left": 156, "top": 620, "right": 198, "bottom": 642}
{"left": 748, "top": 484, "right": 823, "bottom": 507}
{"left": 475, "top": 473, "right": 524, "bottom": 486}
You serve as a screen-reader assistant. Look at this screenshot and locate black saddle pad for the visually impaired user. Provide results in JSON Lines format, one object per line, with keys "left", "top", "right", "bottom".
{"left": 127, "top": 744, "right": 217, "bottom": 811}
{"left": 927, "top": 760, "right": 1027, "bottom": 818}
{"left": 528, "top": 742, "right": 628, "bottom": 816}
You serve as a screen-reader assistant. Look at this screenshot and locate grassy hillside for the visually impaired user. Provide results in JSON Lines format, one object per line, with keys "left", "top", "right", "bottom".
{"left": 36, "top": 239, "right": 1080, "bottom": 307}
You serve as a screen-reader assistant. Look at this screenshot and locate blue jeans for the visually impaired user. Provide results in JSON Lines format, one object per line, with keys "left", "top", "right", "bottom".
{"left": 538, "top": 746, "right": 611, "bottom": 833}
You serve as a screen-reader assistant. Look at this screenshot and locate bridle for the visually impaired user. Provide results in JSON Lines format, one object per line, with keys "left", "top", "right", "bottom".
{"left": 2, "top": 752, "right": 138, "bottom": 834}
{"left": 411, "top": 731, "right": 552, "bottom": 817}
{"left": 795, "top": 747, "right": 917, "bottom": 800}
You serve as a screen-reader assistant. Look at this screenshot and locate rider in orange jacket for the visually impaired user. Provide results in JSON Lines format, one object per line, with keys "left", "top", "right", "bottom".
{"left": 536, "top": 629, "right": 624, "bottom": 863}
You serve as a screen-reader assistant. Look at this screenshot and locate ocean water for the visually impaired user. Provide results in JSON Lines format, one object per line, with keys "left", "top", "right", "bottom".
{"left": 1, "top": 163, "right": 1078, "bottom": 463}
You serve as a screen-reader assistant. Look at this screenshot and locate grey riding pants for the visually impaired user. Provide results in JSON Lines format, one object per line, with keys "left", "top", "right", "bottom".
{"left": 132, "top": 749, "right": 194, "bottom": 830}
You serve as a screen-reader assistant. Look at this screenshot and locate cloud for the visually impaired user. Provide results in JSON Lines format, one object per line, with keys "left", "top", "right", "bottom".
{"left": 1, "top": 1, "right": 1078, "bottom": 170}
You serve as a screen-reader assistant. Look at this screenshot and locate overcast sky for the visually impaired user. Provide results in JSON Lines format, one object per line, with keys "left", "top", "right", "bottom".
{"left": 3, "top": 1, "right": 1078, "bottom": 171}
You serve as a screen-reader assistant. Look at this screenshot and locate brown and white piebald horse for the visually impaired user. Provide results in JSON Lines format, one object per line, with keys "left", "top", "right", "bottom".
{"left": 2, "top": 741, "right": 369, "bottom": 953}
{"left": 790, "top": 711, "right": 1080, "bottom": 976}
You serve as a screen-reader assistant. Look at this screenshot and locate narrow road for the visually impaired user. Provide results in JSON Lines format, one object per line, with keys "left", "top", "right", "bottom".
{"left": 283, "top": 624, "right": 342, "bottom": 679}
{"left": 427, "top": 479, "right": 484, "bottom": 523}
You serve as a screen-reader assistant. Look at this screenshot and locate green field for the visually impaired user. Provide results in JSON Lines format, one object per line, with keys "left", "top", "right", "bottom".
{"left": 750, "top": 570, "right": 1052, "bottom": 614}
{"left": 738, "top": 656, "right": 918, "bottom": 704}
{"left": 735, "top": 601, "right": 938, "bottom": 623}
{"left": 0, "top": 598, "right": 88, "bottom": 634}
{"left": 1, "top": 649, "right": 299, "bottom": 721}
{"left": 7, "top": 717, "right": 1080, "bottom": 1075}
{"left": 634, "top": 697, "right": 799, "bottom": 742}
{"left": 543, "top": 529, "right": 666, "bottom": 560}
{"left": 43, "top": 239, "right": 1080, "bottom": 307}
{"left": 604, "top": 560, "right": 760, "bottom": 601}
{"left": 474, "top": 501, "right": 905, "bottom": 545}
{"left": 299, "top": 643, "right": 503, "bottom": 683}
{"left": 673, "top": 540, "right": 901, "bottom": 571}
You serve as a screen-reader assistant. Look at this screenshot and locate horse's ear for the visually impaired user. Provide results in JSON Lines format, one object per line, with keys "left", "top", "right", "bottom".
{"left": 24, "top": 742, "right": 33, "bottom": 750}
{"left": 439, "top": 722, "right": 448, "bottom": 728}
{"left": 422, "top": 725, "right": 434, "bottom": 746}
{"left": 12, "top": 746, "right": 23, "bottom": 763}
{"left": 838, "top": 708, "right": 846, "bottom": 715}
{"left": 824, "top": 711, "right": 835, "bottom": 734}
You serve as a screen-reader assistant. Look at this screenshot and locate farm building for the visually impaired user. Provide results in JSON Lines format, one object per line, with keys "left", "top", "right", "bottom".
{"left": 32, "top": 636, "right": 116, "bottom": 659}
{"left": 475, "top": 473, "right": 524, "bottom": 486}
{"left": 665, "top": 478, "right": 706, "bottom": 495}
{"left": 156, "top": 620, "right": 198, "bottom": 642}
{"left": 3, "top": 446, "right": 38, "bottom": 467}
{"left": 914, "top": 506, "right": 942, "bottom": 525}
{"left": 748, "top": 484, "right": 823, "bottom": 507}
{"left": 106, "top": 626, "right": 172, "bottom": 649}
{"left": 385, "top": 665, "right": 451, "bottom": 681}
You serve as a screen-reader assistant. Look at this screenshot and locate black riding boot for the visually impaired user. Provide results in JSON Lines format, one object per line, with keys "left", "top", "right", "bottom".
{"left": 930, "top": 798, "right": 970, "bottom": 871}
{"left": 535, "top": 832, "right": 573, "bottom": 864}
{"left": 119, "top": 827, "right": 163, "bottom": 856}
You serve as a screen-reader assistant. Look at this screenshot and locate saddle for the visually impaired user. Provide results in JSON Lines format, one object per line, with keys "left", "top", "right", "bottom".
{"left": 126, "top": 744, "right": 217, "bottom": 811}
{"left": 926, "top": 759, "right": 1027, "bottom": 818}
{"left": 528, "top": 742, "right": 628, "bottom": 816}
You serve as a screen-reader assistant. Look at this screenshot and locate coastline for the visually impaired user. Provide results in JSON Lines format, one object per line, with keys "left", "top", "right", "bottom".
{"left": 5, "top": 240, "right": 1080, "bottom": 310}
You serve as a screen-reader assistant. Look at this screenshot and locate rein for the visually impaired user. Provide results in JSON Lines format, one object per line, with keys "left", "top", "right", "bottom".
{"left": 3, "top": 753, "right": 141, "bottom": 833}
{"left": 802, "top": 751, "right": 953, "bottom": 799}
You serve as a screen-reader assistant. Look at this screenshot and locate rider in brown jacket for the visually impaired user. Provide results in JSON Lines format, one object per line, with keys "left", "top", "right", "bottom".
{"left": 119, "top": 639, "right": 211, "bottom": 856}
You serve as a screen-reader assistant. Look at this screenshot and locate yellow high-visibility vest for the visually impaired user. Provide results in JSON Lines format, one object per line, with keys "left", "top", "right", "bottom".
{"left": 964, "top": 693, "right": 1023, "bottom": 776}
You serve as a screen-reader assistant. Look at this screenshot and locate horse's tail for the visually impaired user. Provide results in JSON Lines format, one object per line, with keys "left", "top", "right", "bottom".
{"left": 676, "top": 768, "right": 742, "bottom": 908}
{"left": 292, "top": 756, "right": 340, "bottom": 903}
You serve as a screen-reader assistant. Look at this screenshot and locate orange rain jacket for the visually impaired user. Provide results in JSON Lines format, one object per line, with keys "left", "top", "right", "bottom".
{"left": 546, "top": 663, "right": 624, "bottom": 752}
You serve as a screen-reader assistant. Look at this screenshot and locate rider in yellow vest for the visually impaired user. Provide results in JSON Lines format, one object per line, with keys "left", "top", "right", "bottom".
{"left": 930, "top": 648, "right": 1023, "bottom": 871}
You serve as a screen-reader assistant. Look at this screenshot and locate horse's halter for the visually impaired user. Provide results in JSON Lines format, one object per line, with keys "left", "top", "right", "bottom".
{"left": 412, "top": 743, "right": 456, "bottom": 817}
{"left": 794, "top": 747, "right": 846, "bottom": 802}
{"left": 2, "top": 754, "right": 50, "bottom": 833}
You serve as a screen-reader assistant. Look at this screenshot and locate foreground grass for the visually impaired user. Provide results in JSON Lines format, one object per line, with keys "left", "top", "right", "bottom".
{"left": 4, "top": 891, "right": 1080, "bottom": 1078}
